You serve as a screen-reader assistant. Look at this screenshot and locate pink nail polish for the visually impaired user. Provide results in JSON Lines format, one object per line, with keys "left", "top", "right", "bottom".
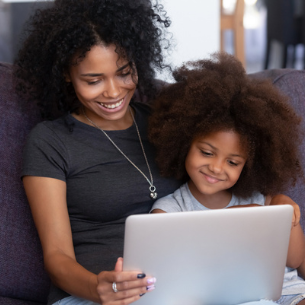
{"left": 146, "top": 285, "right": 155, "bottom": 291}
{"left": 147, "top": 277, "right": 156, "bottom": 285}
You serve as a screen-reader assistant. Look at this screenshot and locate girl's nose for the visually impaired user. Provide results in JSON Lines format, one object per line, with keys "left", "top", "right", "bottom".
{"left": 208, "top": 159, "right": 223, "bottom": 174}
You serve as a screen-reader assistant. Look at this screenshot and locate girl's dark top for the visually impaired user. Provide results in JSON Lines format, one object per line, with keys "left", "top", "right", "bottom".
{"left": 22, "top": 102, "right": 180, "bottom": 304}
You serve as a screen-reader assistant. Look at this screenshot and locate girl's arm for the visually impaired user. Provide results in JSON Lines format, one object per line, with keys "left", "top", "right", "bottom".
{"left": 23, "top": 176, "right": 152, "bottom": 305}
{"left": 151, "top": 209, "right": 166, "bottom": 213}
{"left": 267, "top": 194, "right": 305, "bottom": 269}
{"left": 297, "top": 257, "right": 305, "bottom": 279}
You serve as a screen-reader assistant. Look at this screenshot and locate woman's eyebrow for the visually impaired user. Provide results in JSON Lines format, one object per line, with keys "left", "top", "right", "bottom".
{"left": 81, "top": 73, "right": 103, "bottom": 77}
{"left": 116, "top": 62, "right": 131, "bottom": 72}
{"left": 80, "top": 63, "right": 131, "bottom": 77}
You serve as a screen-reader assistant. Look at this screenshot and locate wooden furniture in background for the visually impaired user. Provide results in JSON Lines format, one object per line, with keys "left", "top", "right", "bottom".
{"left": 264, "top": 0, "right": 303, "bottom": 69}
{"left": 220, "top": 0, "right": 245, "bottom": 67}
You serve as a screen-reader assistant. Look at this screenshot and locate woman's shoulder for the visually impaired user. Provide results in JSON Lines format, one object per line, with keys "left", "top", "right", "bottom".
{"left": 27, "top": 115, "right": 73, "bottom": 144}
{"left": 132, "top": 101, "right": 152, "bottom": 114}
{"left": 131, "top": 101, "right": 153, "bottom": 127}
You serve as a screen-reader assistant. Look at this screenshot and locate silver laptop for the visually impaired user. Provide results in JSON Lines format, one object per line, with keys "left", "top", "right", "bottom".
{"left": 123, "top": 205, "right": 293, "bottom": 305}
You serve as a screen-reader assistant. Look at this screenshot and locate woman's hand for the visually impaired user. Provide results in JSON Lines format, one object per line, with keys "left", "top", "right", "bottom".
{"left": 24, "top": 176, "right": 156, "bottom": 304}
{"left": 268, "top": 194, "right": 301, "bottom": 226}
{"left": 96, "top": 257, "right": 156, "bottom": 305}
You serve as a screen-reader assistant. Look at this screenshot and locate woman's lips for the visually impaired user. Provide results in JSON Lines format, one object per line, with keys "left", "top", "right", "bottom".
{"left": 97, "top": 98, "right": 124, "bottom": 109}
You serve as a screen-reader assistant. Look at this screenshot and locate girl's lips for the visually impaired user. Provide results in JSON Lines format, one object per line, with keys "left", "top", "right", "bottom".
{"left": 201, "top": 172, "right": 223, "bottom": 184}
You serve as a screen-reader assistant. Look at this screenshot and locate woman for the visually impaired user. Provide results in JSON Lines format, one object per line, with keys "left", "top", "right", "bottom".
{"left": 14, "top": 0, "right": 179, "bottom": 304}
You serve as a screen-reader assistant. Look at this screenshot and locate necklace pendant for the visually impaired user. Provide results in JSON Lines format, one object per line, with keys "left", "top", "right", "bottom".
{"left": 149, "top": 185, "right": 157, "bottom": 199}
{"left": 150, "top": 191, "right": 158, "bottom": 199}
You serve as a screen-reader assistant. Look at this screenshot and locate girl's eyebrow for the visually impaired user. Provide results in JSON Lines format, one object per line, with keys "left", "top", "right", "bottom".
{"left": 198, "top": 141, "right": 246, "bottom": 159}
{"left": 80, "top": 63, "right": 131, "bottom": 77}
{"left": 198, "top": 141, "right": 216, "bottom": 150}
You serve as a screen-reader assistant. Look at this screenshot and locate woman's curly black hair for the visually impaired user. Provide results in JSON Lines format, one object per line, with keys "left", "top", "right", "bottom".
{"left": 14, "top": 0, "right": 171, "bottom": 119}
{"left": 148, "top": 52, "right": 304, "bottom": 198}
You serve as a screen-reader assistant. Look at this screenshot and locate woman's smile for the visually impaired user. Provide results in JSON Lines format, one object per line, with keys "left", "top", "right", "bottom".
{"left": 67, "top": 44, "right": 137, "bottom": 130}
{"left": 97, "top": 98, "right": 124, "bottom": 110}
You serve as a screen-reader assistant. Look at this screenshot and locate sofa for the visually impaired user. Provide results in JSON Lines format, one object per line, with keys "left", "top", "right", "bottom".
{"left": 1, "top": 61, "right": 305, "bottom": 305}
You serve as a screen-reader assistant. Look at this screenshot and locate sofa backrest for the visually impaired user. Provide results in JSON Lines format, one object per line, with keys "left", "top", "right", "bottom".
{"left": 0, "top": 62, "right": 50, "bottom": 303}
{"left": 249, "top": 69, "right": 305, "bottom": 229}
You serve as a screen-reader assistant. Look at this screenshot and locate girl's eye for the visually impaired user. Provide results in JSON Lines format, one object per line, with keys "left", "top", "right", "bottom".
{"left": 200, "top": 150, "right": 212, "bottom": 156}
{"left": 228, "top": 160, "right": 238, "bottom": 166}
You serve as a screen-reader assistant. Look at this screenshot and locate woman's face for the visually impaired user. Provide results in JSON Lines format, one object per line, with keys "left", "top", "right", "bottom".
{"left": 66, "top": 44, "right": 137, "bottom": 130}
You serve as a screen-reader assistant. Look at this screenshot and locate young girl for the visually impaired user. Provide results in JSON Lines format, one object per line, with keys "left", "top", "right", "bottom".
{"left": 149, "top": 53, "right": 305, "bottom": 305}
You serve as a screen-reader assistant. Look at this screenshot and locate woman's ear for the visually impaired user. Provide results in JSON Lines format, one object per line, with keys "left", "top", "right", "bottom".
{"left": 64, "top": 71, "right": 71, "bottom": 82}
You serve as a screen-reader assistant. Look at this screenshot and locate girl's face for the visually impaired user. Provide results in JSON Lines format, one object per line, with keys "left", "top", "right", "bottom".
{"left": 185, "top": 130, "right": 247, "bottom": 205}
{"left": 66, "top": 44, "right": 137, "bottom": 130}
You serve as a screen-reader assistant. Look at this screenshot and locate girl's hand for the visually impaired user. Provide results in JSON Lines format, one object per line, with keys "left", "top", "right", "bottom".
{"left": 268, "top": 194, "right": 301, "bottom": 227}
{"left": 96, "top": 257, "right": 156, "bottom": 305}
{"left": 268, "top": 195, "right": 305, "bottom": 268}
{"left": 227, "top": 203, "right": 262, "bottom": 209}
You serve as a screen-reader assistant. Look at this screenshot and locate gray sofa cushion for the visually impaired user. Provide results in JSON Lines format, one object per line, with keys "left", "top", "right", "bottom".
{"left": 250, "top": 69, "right": 305, "bottom": 229}
{"left": 0, "top": 63, "right": 49, "bottom": 304}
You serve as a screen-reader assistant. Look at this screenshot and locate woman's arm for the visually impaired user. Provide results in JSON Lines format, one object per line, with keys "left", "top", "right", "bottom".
{"left": 268, "top": 194, "right": 305, "bottom": 269}
{"left": 23, "top": 176, "right": 152, "bottom": 304}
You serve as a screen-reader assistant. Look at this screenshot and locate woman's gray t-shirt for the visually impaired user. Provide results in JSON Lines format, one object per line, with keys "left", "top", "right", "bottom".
{"left": 22, "top": 102, "right": 180, "bottom": 304}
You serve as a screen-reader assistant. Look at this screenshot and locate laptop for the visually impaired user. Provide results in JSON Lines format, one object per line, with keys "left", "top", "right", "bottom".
{"left": 123, "top": 205, "right": 293, "bottom": 305}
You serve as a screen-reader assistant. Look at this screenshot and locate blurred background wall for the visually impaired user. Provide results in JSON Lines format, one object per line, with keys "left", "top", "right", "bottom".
{"left": 0, "top": 0, "right": 304, "bottom": 75}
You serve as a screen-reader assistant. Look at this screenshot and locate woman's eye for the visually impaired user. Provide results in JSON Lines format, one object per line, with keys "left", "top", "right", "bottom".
{"left": 119, "top": 71, "right": 131, "bottom": 77}
{"left": 87, "top": 80, "right": 100, "bottom": 85}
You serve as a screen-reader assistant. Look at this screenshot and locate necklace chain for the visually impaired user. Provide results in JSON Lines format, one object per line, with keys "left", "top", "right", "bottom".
{"left": 82, "top": 107, "right": 157, "bottom": 199}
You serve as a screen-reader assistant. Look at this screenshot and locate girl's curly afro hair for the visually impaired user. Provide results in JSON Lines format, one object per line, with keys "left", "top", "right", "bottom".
{"left": 148, "top": 52, "right": 304, "bottom": 198}
{"left": 14, "top": 0, "right": 171, "bottom": 119}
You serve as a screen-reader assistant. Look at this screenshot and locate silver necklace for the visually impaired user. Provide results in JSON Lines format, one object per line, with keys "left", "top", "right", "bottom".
{"left": 82, "top": 107, "right": 157, "bottom": 199}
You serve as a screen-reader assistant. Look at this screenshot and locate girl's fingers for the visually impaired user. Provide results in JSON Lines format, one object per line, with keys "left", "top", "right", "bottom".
{"left": 292, "top": 205, "right": 301, "bottom": 226}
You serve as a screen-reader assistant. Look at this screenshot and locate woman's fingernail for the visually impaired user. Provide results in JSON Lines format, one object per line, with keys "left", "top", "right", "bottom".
{"left": 137, "top": 273, "right": 146, "bottom": 279}
{"left": 146, "top": 285, "right": 155, "bottom": 291}
{"left": 140, "top": 293, "right": 145, "bottom": 297}
{"left": 147, "top": 277, "right": 156, "bottom": 284}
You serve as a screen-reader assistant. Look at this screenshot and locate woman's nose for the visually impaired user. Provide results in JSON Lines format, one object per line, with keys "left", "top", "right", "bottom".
{"left": 103, "top": 78, "right": 120, "bottom": 99}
